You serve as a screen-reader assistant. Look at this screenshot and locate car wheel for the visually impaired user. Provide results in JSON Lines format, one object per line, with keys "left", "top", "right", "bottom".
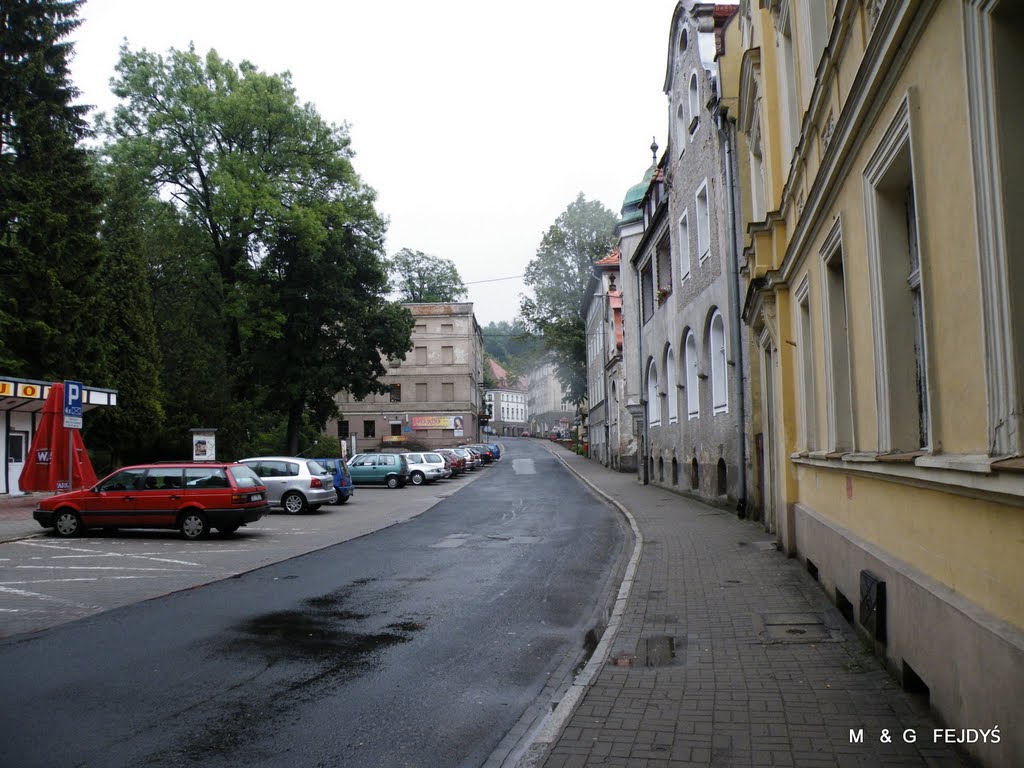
{"left": 337, "top": 494, "right": 350, "bottom": 505}
{"left": 216, "top": 524, "right": 240, "bottom": 536}
{"left": 282, "top": 491, "right": 308, "bottom": 514}
{"left": 410, "top": 471, "right": 425, "bottom": 486}
{"left": 53, "top": 509, "right": 84, "bottom": 538}
{"left": 386, "top": 475, "right": 400, "bottom": 489}
{"left": 179, "top": 510, "right": 210, "bottom": 540}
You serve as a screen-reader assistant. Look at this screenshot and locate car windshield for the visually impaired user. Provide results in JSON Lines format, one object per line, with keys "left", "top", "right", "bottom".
{"left": 229, "top": 465, "right": 263, "bottom": 488}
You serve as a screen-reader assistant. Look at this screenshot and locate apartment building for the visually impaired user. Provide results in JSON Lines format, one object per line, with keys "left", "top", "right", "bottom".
{"left": 736, "top": 2, "right": 1023, "bottom": 764}
{"left": 329, "top": 303, "right": 485, "bottom": 452}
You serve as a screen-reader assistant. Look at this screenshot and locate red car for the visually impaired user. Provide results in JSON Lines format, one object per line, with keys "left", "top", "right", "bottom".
{"left": 436, "top": 448, "right": 466, "bottom": 476}
{"left": 32, "top": 461, "right": 269, "bottom": 540}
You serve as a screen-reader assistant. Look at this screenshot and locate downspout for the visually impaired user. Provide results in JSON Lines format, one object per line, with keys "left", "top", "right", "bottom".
{"left": 719, "top": 109, "right": 748, "bottom": 516}
{"left": 636, "top": 264, "right": 649, "bottom": 485}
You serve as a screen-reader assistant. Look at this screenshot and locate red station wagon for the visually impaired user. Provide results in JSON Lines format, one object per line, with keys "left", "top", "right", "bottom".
{"left": 32, "top": 462, "right": 269, "bottom": 540}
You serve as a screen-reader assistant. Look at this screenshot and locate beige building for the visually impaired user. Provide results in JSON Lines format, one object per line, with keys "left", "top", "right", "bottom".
{"left": 526, "top": 358, "right": 574, "bottom": 437}
{"left": 737, "top": 2, "right": 1023, "bottom": 765}
{"left": 329, "top": 303, "right": 485, "bottom": 452}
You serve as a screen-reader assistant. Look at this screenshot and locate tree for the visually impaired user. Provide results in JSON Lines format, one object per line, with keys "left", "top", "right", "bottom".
{"left": 519, "top": 193, "right": 618, "bottom": 404}
{"left": 103, "top": 45, "right": 410, "bottom": 456}
{"left": 390, "top": 248, "right": 468, "bottom": 303}
{"left": 83, "top": 163, "right": 165, "bottom": 467}
{"left": 252, "top": 206, "right": 414, "bottom": 454}
{"left": 0, "top": 0, "right": 103, "bottom": 378}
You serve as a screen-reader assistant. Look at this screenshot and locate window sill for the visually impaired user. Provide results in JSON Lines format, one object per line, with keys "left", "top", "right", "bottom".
{"left": 791, "top": 452, "right": 1024, "bottom": 504}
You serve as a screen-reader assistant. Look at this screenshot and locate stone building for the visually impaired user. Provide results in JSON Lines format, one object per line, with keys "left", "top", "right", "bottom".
{"left": 526, "top": 358, "right": 574, "bottom": 438}
{"left": 620, "top": 2, "right": 752, "bottom": 508}
{"left": 328, "top": 303, "right": 484, "bottom": 452}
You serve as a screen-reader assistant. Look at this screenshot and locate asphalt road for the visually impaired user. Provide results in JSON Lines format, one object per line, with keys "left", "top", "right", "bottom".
{"left": 0, "top": 439, "right": 628, "bottom": 768}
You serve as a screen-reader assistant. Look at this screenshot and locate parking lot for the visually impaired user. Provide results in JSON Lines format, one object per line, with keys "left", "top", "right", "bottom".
{"left": 0, "top": 472, "right": 486, "bottom": 639}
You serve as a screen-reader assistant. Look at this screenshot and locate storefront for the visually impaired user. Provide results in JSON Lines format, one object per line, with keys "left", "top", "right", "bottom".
{"left": 1, "top": 377, "right": 118, "bottom": 495}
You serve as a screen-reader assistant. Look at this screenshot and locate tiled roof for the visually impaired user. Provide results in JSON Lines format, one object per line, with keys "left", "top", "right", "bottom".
{"left": 594, "top": 249, "right": 621, "bottom": 267}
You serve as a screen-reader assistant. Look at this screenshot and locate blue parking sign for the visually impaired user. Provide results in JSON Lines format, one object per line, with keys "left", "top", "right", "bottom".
{"left": 63, "top": 380, "right": 83, "bottom": 429}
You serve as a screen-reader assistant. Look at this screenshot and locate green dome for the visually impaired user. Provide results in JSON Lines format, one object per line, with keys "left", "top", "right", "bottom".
{"left": 621, "top": 166, "right": 654, "bottom": 223}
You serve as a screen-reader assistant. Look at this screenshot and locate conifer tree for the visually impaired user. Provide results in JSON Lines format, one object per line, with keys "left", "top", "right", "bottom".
{"left": 0, "top": 0, "right": 102, "bottom": 378}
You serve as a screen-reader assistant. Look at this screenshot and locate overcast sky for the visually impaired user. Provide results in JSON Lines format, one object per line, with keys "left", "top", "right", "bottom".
{"left": 69, "top": 0, "right": 681, "bottom": 326}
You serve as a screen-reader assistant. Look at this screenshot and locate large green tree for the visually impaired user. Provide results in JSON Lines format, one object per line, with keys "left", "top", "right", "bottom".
{"left": 103, "top": 45, "right": 410, "bottom": 456}
{"left": 0, "top": 0, "right": 103, "bottom": 378}
{"left": 83, "top": 163, "right": 165, "bottom": 467}
{"left": 390, "top": 248, "right": 468, "bottom": 303}
{"left": 252, "top": 207, "right": 414, "bottom": 454}
{"left": 519, "top": 193, "right": 618, "bottom": 404}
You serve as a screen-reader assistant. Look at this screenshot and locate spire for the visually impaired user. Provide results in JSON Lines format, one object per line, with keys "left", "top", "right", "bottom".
{"left": 650, "top": 136, "right": 659, "bottom": 166}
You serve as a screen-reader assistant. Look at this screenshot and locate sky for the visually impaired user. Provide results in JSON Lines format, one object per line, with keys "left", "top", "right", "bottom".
{"left": 68, "top": 0, "right": 682, "bottom": 327}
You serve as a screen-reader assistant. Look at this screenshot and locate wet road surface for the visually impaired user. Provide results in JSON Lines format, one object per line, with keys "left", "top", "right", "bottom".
{"left": 0, "top": 440, "right": 628, "bottom": 767}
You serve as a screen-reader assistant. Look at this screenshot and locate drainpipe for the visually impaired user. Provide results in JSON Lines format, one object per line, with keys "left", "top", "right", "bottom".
{"left": 718, "top": 108, "right": 748, "bottom": 516}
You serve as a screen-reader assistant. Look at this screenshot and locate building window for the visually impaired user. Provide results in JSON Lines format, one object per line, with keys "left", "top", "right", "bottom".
{"left": 389, "top": 383, "right": 401, "bottom": 403}
{"left": 666, "top": 347, "right": 678, "bottom": 423}
{"left": 678, "top": 212, "right": 690, "bottom": 281}
{"left": 777, "top": 11, "right": 801, "bottom": 165}
{"left": 688, "top": 72, "right": 700, "bottom": 134}
{"left": 710, "top": 311, "right": 728, "bottom": 414}
{"left": 363, "top": 420, "right": 375, "bottom": 438}
{"left": 390, "top": 422, "right": 402, "bottom": 437}
{"left": 647, "top": 359, "right": 660, "bottom": 426}
{"left": 441, "top": 323, "right": 453, "bottom": 334}
{"left": 797, "top": 280, "right": 816, "bottom": 451}
{"left": 641, "top": 260, "right": 655, "bottom": 324}
{"left": 414, "top": 323, "right": 427, "bottom": 334}
{"left": 821, "top": 223, "right": 854, "bottom": 452}
{"left": 442, "top": 346, "right": 454, "bottom": 365}
{"left": 696, "top": 182, "right": 710, "bottom": 261}
{"left": 656, "top": 234, "right": 672, "bottom": 299}
{"left": 415, "top": 346, "right": 427, "bottom": 365}
{"left": 415, "top": 382, "right": 428, "bottom": 401}
{"left": 685, "top": 330, "right": 699, "bottom": 419}
{"left": 864, "top": 100, "right": 930, "bottom": 451}
{"left": 442, "top": 382, "right": 454, "bottom": 401}
{"left": 337, "top": 420, "right": 349, "bottom": 438}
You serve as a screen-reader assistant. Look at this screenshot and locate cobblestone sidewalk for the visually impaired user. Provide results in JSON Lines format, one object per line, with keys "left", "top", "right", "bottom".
{"left": 538, "top": 449, "right": 978, "bottom": 768}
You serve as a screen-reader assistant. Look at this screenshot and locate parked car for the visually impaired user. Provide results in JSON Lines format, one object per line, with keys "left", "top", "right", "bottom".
{"left": 237, "top": 457, "right": 336, "bottom": 514}
{"left": 347, "top": 453, "right": 409, "bottom": 488}
{"left": 452, "top": 447, "right": 481, "bottom": 470}
{"left": 462, "top": 444, "right": 494, "bottom": 463}
{"left": 311, "top": 457, "right": 355, "bottom": 504}
{"left": 436, "top": 448, "right": 465, "bottom": 476}
{"left": 400, "top": 452, "right": 447, "bottom": 485}
{"left": 32, "top": 461, "right": 269, "bottom": 540}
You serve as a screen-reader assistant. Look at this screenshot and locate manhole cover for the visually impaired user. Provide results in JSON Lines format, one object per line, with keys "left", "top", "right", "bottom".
{"left": 634, "top": 635, "right": 682, "bottom": 667}
{"left": 754, "top": 612, "right": 841, "bottom": 643}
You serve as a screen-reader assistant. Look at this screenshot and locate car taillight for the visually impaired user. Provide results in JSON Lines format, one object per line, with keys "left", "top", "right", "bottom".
{"left": 310, "top": 477, "right": 324, "bottom": 489}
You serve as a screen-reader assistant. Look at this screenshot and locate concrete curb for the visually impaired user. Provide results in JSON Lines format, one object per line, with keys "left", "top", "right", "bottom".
{"left": 510, "top": 447, "right": 645, "bottom": 768}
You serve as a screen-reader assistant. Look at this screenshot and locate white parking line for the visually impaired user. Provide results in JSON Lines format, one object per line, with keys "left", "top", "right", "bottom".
{"left": 17, "top": 565, "right": 192, "bottom": 572}
{"left": 0, "top": 584, "right": 89, "bottom": 607}
{"left": 16, "top": 540, "right": 202, "bottom": 567}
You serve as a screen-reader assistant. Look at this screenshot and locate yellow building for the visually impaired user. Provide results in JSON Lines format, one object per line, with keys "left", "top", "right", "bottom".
{"left": 736, "top": 2, "right": 1023, "bottom": 765}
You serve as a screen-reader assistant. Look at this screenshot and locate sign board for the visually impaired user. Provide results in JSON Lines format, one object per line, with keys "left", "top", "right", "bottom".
{"left": 190, "top": 428, "right": 217, "bottom": 461}
{"left": 63, "top": 380, "right": 83, "bottom": 429}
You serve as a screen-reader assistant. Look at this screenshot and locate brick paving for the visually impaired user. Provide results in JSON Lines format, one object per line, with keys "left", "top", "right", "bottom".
{"left": 539, "top": 448, "right": 978, "bottom": 768}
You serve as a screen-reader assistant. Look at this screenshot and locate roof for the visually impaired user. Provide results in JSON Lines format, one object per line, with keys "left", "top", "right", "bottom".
{"left": 594, "top": 249, "right": 621, "bottom": 267}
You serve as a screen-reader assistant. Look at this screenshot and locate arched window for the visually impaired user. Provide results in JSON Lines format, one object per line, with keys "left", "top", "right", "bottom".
{"left": 685, "top": 331, "right": 699, "bottom": 418}
{"left": 711, "top": 311, "right": 728, "bottom": 414}
{"left": 647, "top": 359, "right": 660, "bottom": 425}
{"left": 688, "top": 72, "right": 700, "bottom": 133}
{"left": 666, "top": 347, "right": 678, "bottom": 423}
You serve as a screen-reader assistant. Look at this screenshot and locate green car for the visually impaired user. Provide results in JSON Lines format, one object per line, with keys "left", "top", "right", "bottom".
{"left": 347, "top": 453, "right": 410, "bottom": 488}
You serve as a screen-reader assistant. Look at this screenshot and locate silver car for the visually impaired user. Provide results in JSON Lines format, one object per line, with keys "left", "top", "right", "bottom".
{"left": 401, "top": 452, "right": 448, "bottom": 486}
{"left": 237, "top": 456, "right": 336, "bottom": 514}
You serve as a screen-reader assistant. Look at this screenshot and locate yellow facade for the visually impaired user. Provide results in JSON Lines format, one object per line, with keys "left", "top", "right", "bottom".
{"left": 736, "top": 2, "right": 1024, "bottom": 765}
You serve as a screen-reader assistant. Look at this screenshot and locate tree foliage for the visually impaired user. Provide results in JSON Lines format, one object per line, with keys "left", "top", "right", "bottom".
{"left": 102, "top": 44, "right": 412, "bottom": 456}
{"left": 390, "top": 248, "right": 467, "bottom": 303}
{"left": 519, "top": 193, "right": 618, "bottom": 404}
{"left": 0, "top": 0, "right": 103, "bottom": 378}
{"left": 481, "top": 320, "right": 542, "bottom": 380}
